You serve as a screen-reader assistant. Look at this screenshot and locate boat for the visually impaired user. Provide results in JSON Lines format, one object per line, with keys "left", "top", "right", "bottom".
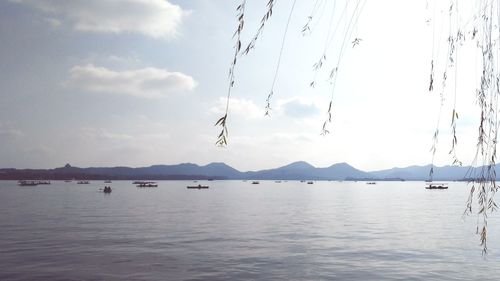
{"left": 18, "top": 180, "right": 38, "bottom": 186}
{"left": 137, "top": 182, "right": 158, "bottom": 188}
{"left": 251, "top": 181, "right": 260, "bottom": 184}
{"left": 366, "top": 182, "right": 376, "bottom": 185}
{"left": 275, "top": 180, "right": 282, "bottom": 183}
{"left": 77, "top": 180, "right": 90, "bottom": 184}
{"left": 104, "top": 180, "right": 112, "bottom": 183}
{"left": 426, "top": 183, "right": 448, "bottom": 189}
{"left": 307, "top": 181, "right": 314, "bottom": 184}
{"left": 103, "top": 186, "right": 112, "bottom": 193}
{"left": 187, "top": 184, "right": 209, "bottom": 189}
{"left": 36, "top": 180, "right": 51, "bottom": 185}
{"left": 132, "top": 180, "right": 147, "bottom": 184}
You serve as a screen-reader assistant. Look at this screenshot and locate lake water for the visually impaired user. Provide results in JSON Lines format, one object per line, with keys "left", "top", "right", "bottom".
{"left": 1, "top": 180, "right": 499, "bottom": 280}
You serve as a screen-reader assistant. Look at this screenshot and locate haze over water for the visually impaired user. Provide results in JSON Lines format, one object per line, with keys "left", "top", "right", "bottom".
{"left": 1, "top": 180, "right": 500, "bottom": 280}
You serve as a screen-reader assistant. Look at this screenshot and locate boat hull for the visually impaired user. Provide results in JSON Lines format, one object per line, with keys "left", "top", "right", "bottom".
{"left": 187, "top": 186, "right": 209, "bottom": 189}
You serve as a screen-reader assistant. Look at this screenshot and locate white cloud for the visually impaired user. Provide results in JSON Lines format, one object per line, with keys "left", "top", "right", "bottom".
{"left": 0, "top": 122, "right": 24, "bottom": 138}
{"left": 80, "top": 127, "right": 134, "bottom": 141}
{"left": 67, "top": 64, "right": 197, "bottom": 98}
{"left": 44, "top": 17, "right": 61, "bottom": 27}
{"left": 11, "top": 0, "right": 186, "bottom": 38}
{"left": 78, "top": 127, "right": 172, "bottom": 150}
{"left": 277, "top": 98, "right": 321, "bottom": 118}
{"left": 211, "top": 97, "right": 265, "bottom": 120}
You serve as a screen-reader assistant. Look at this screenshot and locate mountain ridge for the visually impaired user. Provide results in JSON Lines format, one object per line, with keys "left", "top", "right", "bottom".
{"left": 0, "top": 162, "right": 492, "bottom": 181}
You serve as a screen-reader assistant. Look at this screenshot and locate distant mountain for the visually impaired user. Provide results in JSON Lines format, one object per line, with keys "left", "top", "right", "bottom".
{"left": 317, "top": 162, "right": 372, "bottom": 180}
{"left": 5, "top": 163, "right": 240, "bottom": 180}
{"left": 241, "top": 161, "right": 371, "bottom": 180}
{"left": 201, "top": 162, "right": 242, "bottom": 178}
{"left": 369, "top": 164, "right": 475, "bottom": 181}
{"left": 0, "top": 161, "right": 494, "bottom": 181}
{"left": 243, "top": 161, "right": 315, "bottom": 180}
{"left": 370, "top": 165, "right": 434, "bottom": 180}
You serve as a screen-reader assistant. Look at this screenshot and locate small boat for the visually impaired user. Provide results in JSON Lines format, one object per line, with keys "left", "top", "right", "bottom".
{"left": 104, "top": 180, "right": 112, "bottom": 183}
{"left": 77, "top": 180, "right": 90, "bottom": 184}
{"left": 366, "top": 182, "right": 376, "bottom": 185}
{"left": 275, "top": 181, "right": 282, "bottom": 183}
{"left": 426, "top": 183, "right": 448, "bottom": 189}
{"left": 307, "top": 181, "right": 314, "bottom": 184}
{"left": 251, "top": 181, "right": 260, "bottom": 184}
{"left": 187, "top": 184, "right": 209, "bottom": 189}
{"left": 18, "top": 180, "right": 38, "bottom": 186}
{"left": 36, "top": 180, "right": 51, "bottom": 185}
{"left": 137, "top": 181, "right": 158, "bottom": 188}
{"left": 103, "top": 186, "right": 112, "bottom": 193}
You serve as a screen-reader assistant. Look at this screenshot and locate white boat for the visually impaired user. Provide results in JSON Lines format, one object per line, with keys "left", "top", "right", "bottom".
{"left": 18, "top": 180, "right": 38, "bottom": 186}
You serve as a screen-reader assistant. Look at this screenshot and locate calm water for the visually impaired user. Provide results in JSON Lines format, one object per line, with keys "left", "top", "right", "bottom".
{"left": 1, "top": 180, "right": 499, "bottom": 280}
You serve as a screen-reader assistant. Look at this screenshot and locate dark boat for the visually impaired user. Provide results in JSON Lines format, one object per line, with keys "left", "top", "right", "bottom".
{"left": 307, "top": 181, "right": 314, "bottom": 184}
{"left": 251, "top": 181, "right": 260, "bottom": 184}
{"left": 187, "top": 184, "right": 209, "bottom": 189}
{"left": 77, "top": 180, "right": 90, "bottom": 184}
{"left": 426, "top": 183, "right": 448, "bottom": 189}
{"left": 103, "top": 186, "right": 112, "bottom": 193}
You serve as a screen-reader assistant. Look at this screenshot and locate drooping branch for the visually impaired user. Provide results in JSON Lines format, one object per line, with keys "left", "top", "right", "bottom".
{"left": 242, "top": 0, "right": 277, "bottom": 56}
{"left": 265, "top": 0, "right": 297, "bottom": 116}
{"left": 215, "top": 0, "right": 246, "bottom": 147}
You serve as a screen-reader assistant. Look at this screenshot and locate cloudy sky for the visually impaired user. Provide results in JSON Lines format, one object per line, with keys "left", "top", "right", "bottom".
{"left": 0, "top": 0, "right": 485, "bottom": 171}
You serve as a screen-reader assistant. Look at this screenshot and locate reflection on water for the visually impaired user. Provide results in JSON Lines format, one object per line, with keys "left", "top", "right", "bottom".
{"left": 0, "top": 180, "right": 499, "bottom": 280}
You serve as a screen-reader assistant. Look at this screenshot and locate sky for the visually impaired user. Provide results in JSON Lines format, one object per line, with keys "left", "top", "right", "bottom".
{"left": 0, "top": 0, "right": 487, "bottom": 172}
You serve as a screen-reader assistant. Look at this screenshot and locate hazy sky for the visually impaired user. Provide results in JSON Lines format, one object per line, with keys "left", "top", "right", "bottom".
{"left": 0, "top": 0, "right": 484, "bottom": 171}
